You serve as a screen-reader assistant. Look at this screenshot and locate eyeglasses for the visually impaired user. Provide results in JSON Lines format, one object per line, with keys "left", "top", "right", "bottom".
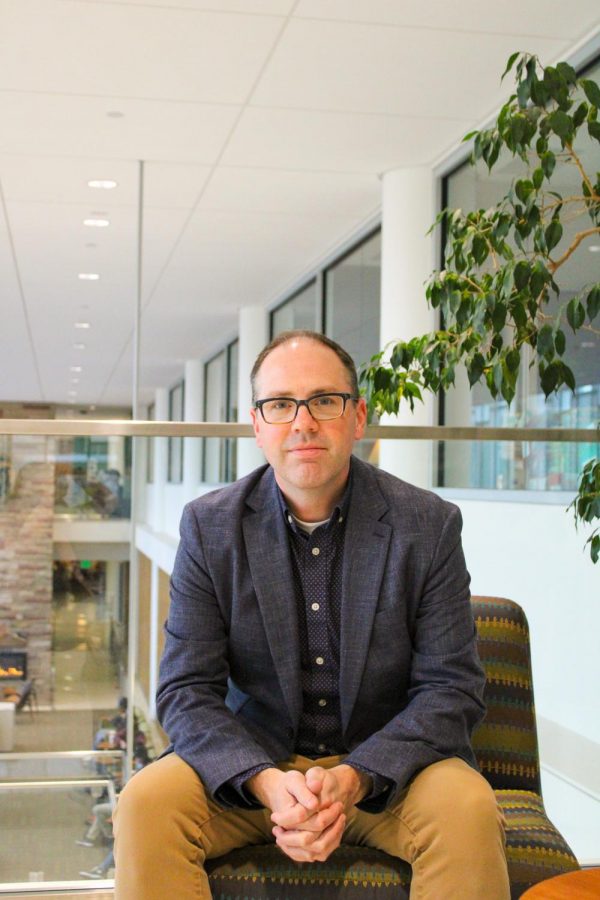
{"left": 255, "top": 392, "right": 358, "bottom": 424}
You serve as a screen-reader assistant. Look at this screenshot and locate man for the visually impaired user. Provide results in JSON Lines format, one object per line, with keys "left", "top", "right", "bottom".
{"left": 114, "top": 330, "right": 509, "bottom": 899}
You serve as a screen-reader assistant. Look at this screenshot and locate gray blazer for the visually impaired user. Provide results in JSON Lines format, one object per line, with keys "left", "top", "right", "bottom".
{"left": 157, "top": 457, "right": 486, "bottom": 811}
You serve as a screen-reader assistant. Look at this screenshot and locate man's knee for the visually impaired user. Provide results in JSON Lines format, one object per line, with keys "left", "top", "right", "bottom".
{"left": 114, "top": 753, "right": 207, "bottom": 835}
{"left": 404, "top": 758, "right": 502, "bottom": 837}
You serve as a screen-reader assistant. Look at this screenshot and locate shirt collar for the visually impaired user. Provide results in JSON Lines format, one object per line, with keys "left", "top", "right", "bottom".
{"left": 274, "top": 460, "right": 353, "bottom": 535}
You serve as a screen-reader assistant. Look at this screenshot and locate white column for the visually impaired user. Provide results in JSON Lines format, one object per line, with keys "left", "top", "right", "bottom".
{"left": 148, "top": 561, "right": 159, "bottom": 719}
{"left": 104, "top": 560, "right": 120, "bottom": 621}
{"left": 378, "top": 167, "right": 437, "bottom": 488}
{"left": 183, "top": 359, "right": 203, "bottom": 497}
{"left": 237, "top": 306, "right": 267, "bottom": 478}
{"left": 151, "top": 387, "right": 168, "bottom": 531}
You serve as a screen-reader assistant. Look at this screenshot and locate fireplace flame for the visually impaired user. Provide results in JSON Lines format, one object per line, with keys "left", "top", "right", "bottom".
{"left": 0, "top": 666, "right": 24, "bottom": 677}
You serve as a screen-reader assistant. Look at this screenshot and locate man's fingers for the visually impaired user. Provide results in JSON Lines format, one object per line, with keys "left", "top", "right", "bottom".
{"left": 284, "top": 771, "right": 320, "bottom": 811}
{"left": 275, "top": 813, "right": 346, "bottom": 862}
{"left": 305, "top": 766, "right": 326, "bottom": 795}
{"left": 272, "top": 801, "right": 343, "bottom": 831}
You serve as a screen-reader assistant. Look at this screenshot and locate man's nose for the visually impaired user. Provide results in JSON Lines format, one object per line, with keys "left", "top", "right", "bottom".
{"left": 292, "top": 402, "right": 318, "bottom": 430}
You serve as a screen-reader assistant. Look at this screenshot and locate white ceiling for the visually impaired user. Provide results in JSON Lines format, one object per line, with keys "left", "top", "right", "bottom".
{"left": 1, "top": 0, "right": 599, "bottom": 409}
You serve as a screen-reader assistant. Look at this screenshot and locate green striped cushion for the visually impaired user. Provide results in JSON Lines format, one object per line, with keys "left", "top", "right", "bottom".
{"left": 206, "top": 597, "right": 579, "bottom": 898}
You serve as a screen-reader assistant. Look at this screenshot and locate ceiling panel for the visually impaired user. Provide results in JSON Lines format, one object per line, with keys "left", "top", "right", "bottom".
{"left": 222, "top": 107, "right": 471, "bottom": 172}
{"left": 201, "top": 167, "right": 379, "bottom": 217}
{"left": 1, "top": 1, "right": 284, "bottom": 103}
{"left": 0, "top": 93, "right": 240, "bottom": 163}
{"left": 295, "top": 0, "right": 600, "bottom": 41}
{"left": 144, "top": 162, "right": 212, "bottom": 209}
{"left": 82, "top": 0, "right": 295, "bottom": 13}
{"left": 252, "top": 19, "right": 565, "bottom": 117}
{"left": 0, "top": 157, "right": 139, "bottom": 205}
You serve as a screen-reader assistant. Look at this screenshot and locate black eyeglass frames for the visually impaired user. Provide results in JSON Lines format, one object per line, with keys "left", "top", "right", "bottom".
{"left": 255, "top": 392, "right": 358, "bottom": 424}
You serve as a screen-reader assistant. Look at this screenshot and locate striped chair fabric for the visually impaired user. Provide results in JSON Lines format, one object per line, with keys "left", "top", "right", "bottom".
{"left": 206, "top": 596, "right": 579, "bottom": 898}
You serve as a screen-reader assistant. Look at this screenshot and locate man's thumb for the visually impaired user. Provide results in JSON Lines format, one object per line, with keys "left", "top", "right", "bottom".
{"left": 305, "top": 766, "right": 325, "bottom": 794}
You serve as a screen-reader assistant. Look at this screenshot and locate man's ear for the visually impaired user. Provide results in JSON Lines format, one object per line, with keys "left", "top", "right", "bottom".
{"left": 250, "top": 406, "right": 263, "bottom": 448}
{"left": 354, "top": 397, "right": 367, "bottom": 441}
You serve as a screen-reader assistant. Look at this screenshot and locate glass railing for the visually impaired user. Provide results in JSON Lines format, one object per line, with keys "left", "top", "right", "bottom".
{"left": 0, "top": 774, "right": 116, "bottom": 888}
{"left": 0, "top": 419, "right": 598, "bottom": 889}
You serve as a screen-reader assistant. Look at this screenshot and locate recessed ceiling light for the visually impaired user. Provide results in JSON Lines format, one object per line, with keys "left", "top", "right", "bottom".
{"left": 588, "top": 244, "right": 600, "bottom": 253}
{"left": 73, "top": 343, "right": 86, "bottom": 350}
{"left": 107, "top": 110, "right": 124, "bottom": 118}
{"left": 71, "top": 378, "right": 80, "bottom": 385}
{"left": 88, "top": 179, "right": 117, "bottom": 190}
{"left": 78, "top": 273, "right": 100, "bottom": 281}
{"left": 75, "top": 322, "right": 91, "bottom": 329}
{"left": 70, "top": 366, "right": 82, "bottom": 373}
{"left": 83, "top": 218, "right": 110, "bottom": 227}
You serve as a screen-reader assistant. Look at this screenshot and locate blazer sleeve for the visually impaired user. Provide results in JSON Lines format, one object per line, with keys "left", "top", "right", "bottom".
{"left": 344, "top": 504, "right": 486, "bottom": 812}
{"left": 156, "top": 503, "right": 275, "bottom": 807}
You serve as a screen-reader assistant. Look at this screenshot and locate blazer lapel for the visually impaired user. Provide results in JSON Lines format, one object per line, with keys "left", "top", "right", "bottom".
{"left": 340, "top": 462, "right": 392, "bottom": 732}
{"left": 243, "top": 470, "right": 302, "bottom": 730}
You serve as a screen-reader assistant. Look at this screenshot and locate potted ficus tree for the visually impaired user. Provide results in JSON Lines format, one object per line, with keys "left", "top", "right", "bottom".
{"left": 361, "top": 52, "right": 600, "bottom": 562}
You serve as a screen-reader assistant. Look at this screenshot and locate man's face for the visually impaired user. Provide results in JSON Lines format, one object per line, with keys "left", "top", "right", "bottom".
{"left": 250, "top": 338, "right": 367, "bottom": 508}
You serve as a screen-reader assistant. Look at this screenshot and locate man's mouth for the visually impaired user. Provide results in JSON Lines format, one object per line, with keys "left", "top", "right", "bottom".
{"left": 288, "top": 445, "right": 325, "bottom": 456}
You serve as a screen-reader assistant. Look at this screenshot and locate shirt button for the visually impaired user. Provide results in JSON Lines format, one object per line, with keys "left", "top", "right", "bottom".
{"left": 318, "top": 699, "right": 327, "bottom": 707}
{"left": 315, "top": 656, "right": 324, "bottom": 665}
{"left": 338, "top": 516, "right": 343, "bottom": 523}
{"left": 311, "top": 547, "right": 320, "bottom": 556}
{"left": 311, "top": 602, "right": 320, "bottom": 611}
{"left": 287, "top": 515, "right": 293, "bottom": 524}
{"left": 318, "top": 743, "right": 326, "bottom": 752}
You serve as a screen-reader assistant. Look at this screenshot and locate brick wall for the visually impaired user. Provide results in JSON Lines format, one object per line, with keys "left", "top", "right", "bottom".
{"left": 0, "top": 437, "right": 54, "bottom": 705}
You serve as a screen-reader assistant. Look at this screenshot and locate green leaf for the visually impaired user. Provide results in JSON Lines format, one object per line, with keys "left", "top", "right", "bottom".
{"left": 556, "top": 61, "right": 577, "bottom": 85}
{"left": 492, "top": 302, "right": 507, "bottom": 331}
{"left": 545, "top": 220, "right": 563, "bottom": 251}
{"left": 514, "top": 260, "right": 530, "bottom": 290}
{"left": 587, "top": 285, "right": 600, "bottom": 322}
{"left": 530, "top": 261, "right": 550, "bottom": 298}
{"left": 532, "top": 167, "right": 544, "bottom": 190}
{"left": 537, "top": 324, "right": 554, "bottom": 357}
{"left": 515, "top": 179, "right": 533, "bottom": 202}
{"left": 540, "top": 151, "right": 556, "bottom": 178}
{"left": 589, "top": 120, "right": 600, "bottom": 143}
{"left": 501, "top": 51, "right": 521, "bottom": 81}
{"left": 566, "top": 298, "right": 586, "bottom": 331}
{"left": 471, "top": 235, "right": 488, "bottom": 265}
{"left": 506, "top": 348, "right": 521, "bottom": 372}
{"left": 581, "top": 78, "right": 600, "bottom": 108}
{"left": 561, "top": 363, "right": 576, "bottom": 391}
{"left": 540, "top": 361, "right": 560, "bottom": 396}
{"left": 547, "top": 110, "right": 573, "bottom": 142}
{"left": 572, "top": 101, "right": 588, "bottom": 129}
{"left": 511, "top": 298, "right": 527, "bottom": 328}
{"left": 555, "top": 328, "right": 566, "bottom": 355}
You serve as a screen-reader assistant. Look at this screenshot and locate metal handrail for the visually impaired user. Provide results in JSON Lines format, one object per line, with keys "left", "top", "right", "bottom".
{"left": 0, "top": 418, "right": 596, "bottom": 442}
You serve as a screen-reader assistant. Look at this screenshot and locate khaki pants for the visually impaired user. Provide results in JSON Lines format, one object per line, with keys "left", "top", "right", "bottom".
{"left": 113, "top": 753, "right": 510, "bottom": 900}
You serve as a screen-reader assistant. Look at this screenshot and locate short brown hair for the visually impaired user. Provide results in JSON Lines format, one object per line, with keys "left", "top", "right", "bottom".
{"left": 250, "top": 330, "right": 359, "bottom": 403}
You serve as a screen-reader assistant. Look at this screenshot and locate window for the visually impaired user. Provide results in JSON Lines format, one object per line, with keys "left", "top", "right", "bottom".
{"left": 202, "top": 339, "right": 238, "bottom": 484}
{"left": 168, "top": 382, "right": 184, "bottom": 484}
{"left": 271, "top": 280, "right": 319, "bottom": 337}
{"left": 146, "top": 402, "right": 154, "bottom": 484}
{"left": 439, "top": 58, "right": 600, "bottom": 491}
{"left": 324, "top": 229, "right": 381, "bottom": 374}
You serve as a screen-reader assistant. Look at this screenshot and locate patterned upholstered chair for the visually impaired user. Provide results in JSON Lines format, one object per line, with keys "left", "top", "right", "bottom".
{"left": 206, "top": 596, "right": 579, "bottom": 899}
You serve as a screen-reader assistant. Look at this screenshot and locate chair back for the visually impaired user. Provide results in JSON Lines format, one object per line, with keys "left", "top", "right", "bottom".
{"left": 470, "top": 596, "right": 542, "bottom": 795}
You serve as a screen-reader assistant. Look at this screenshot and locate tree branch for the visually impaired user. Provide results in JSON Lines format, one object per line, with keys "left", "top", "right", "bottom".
{"left": 548, "top": 227, "right": 600, "bottom": 272}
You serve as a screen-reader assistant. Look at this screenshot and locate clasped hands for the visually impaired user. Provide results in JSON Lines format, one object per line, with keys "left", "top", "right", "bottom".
{"left": 246, "top": 764, "right": 371, "bottom": 863}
